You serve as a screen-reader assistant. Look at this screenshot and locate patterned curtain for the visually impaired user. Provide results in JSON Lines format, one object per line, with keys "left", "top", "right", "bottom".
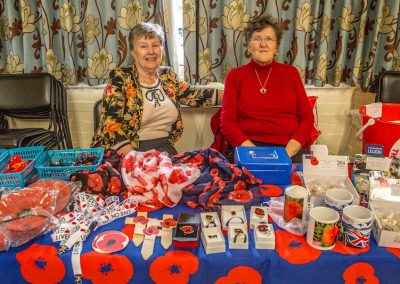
{"left": 183, "top": 0, "right": 400, "bottom": 89}
{"left": 0, "top": 0, "right": 176, "bottom": 86}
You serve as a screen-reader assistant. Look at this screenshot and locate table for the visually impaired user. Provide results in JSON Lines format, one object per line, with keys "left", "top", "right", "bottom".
{"left": 1, "top": 202, "right": 400, "bottom": 284}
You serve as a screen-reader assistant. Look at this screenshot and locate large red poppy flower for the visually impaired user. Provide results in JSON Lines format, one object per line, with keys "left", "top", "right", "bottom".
{"left": 168, "top": 169, "right": 189, "bottom": 184}
{"left": 149, "top": 250, "right": 199, "bottom": 284}
{"left": 81, "top": 251, "right": 134, "bottom": 283}
{"left": 275, "top": 230, "right": 321, "bottom": 264}
{"left": 342, "top": 262, "right": 379, "bottom": 284}
{"left": 284, "top": 201, "right": 303, "bottom": 221}
{"left": 228, "top": 189, "right": 253, "bottom": 203}
{"left": 332, "top": 240, "right": 370, "bottom": 255}
{"left": 215, "top": 266, "right": 262, "bottom": 284}
{"left": 16, "top": 244, "right": 65, "bottom": 284}
{"left": 259, "top": 184, "right": 282, "bottom": 197}
{"left": 28, "top": 179, "right": 72, "bottom": 213}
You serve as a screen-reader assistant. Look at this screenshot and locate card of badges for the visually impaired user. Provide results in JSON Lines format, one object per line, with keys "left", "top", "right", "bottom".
{"left": 200, "top": 212, "right": 221, "bottom": 229}
{"left": 250, "top": 206, "right": 269, "bottom": 229}
{"left": 201, "top": 227, "right": 225, "bottom": 254}
{"left": 228, "top": 223, "right": 248, "bottom": 249}
{"left": 92, "top": 231, "right": 129, "bottom": 253}
{"left": 221, "top": 205, "right": 246, "bottom": 231}
{"left": 254, "top": 224, "right": 275, "bottom": 250}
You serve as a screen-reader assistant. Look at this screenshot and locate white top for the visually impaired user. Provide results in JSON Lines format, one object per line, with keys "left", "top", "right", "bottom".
{"left": 137, "top": 79, "right": 178, "bottom": 140}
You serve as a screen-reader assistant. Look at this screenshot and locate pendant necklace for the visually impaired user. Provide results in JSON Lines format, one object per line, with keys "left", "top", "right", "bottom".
{"left": 254, "top": 68, "right": 272, "bottom": 94}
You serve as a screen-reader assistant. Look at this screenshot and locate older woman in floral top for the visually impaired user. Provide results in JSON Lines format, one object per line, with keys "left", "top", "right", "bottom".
{"left": 92, "top": 22, "right": 220, "bottom": 156}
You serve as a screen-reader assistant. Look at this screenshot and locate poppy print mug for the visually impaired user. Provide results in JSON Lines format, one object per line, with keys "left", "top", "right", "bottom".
{"left": 306, "top": 206, "right": 340, "bottom": 250}
{"left": 340, "top": 205, "right": 373, "bottom": 248}
{"left": 283, "top": 185, "right": 309, "bottom": 222}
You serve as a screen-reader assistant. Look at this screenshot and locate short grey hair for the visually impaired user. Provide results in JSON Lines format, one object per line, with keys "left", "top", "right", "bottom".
{"left": 243, "top": 15, "right": 283, "bottom": 47}
{"left": 129, "top": 22, "right": 165, "bottom": 50}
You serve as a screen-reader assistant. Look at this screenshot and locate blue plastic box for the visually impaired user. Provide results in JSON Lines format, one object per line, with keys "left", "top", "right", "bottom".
{"left": 234, "top": 146, "right": 292, "bottom": 185}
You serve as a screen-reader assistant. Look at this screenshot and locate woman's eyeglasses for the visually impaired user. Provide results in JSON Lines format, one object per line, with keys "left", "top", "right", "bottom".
{"left": 251, "top": 36, "right": 276, "bottom": 44}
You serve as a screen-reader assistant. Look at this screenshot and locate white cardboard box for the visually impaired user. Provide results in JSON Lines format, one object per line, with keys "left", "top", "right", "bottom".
{"left": 200, "top": 212, "right": 221, "bottom": 229}
{"left": 228, "top": 223, "right": 249, "bottom": 249}
{"left": 201, "top": 227, "right": 226, "bottom": 254}
{"left": 221, "top": 205, "right": 246, "bottom": 231}
{"left": 250, "top": 206, "right": 269, "bottom": 229}
{"left": 254, "top": 223, "right": 275, "bottom": 249}
{"left": 303, "top": 145, "right": 360, "bottom": 206}
{"left": 370, "top": 199, "right": 400, "bottom": 248}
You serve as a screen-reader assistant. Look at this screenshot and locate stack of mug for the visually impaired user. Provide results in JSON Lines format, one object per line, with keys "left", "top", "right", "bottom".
{"left": 283, "top": 185, "right": 373, "bottom": 250}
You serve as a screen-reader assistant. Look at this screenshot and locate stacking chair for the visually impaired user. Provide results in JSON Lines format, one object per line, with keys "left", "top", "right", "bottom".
{"left": 374, "top": 71, "right": 400, "bottom": 103}
{"left": 0, "top": 73, "right": 72, "bottom": 149}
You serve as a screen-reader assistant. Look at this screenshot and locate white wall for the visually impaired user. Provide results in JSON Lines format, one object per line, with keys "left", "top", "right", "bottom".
{"left": 65, "top": 84, "right": 359, "bottom": 155}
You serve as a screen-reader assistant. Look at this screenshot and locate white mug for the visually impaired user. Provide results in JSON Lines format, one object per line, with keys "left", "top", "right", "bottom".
{"left": 283, "top": 185, "right": 309, "bottom": 222}
{"left": 340, "top": 205, "right": 373, "bottom": 248}
{"left": 325, "top": 188, "right": 353, "bottom": 215}
{"left": 306, "top": 206, "right": 340, "bottom": 250}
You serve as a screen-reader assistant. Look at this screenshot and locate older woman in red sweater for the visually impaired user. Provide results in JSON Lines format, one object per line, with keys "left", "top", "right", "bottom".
{"left": 221, "top": 15, "right": 313, "bottom": 163}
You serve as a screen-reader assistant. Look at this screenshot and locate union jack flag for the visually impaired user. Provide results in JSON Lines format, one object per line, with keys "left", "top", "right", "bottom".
{"left": 347, "top": 230, "right": 370, "bottom": 248}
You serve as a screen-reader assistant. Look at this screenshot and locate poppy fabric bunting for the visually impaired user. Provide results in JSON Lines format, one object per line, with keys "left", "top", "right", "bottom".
{"left": 171, "top": 148, "right": 261, "bottom": 210}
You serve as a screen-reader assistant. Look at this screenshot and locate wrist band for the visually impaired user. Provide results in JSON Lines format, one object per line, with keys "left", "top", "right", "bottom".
{"left": 233, "top": 228, "right": 247, "bottom": 243}
{"left": 226, "top": 216, "right": 245, "bottom": 226}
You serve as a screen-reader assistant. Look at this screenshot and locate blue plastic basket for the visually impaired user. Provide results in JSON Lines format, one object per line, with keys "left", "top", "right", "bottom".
{"left": 35, "top": 148, "right": 104, "bottom": 180}
{"left": 0, "top": 146, "right": 46, "bottom": 187}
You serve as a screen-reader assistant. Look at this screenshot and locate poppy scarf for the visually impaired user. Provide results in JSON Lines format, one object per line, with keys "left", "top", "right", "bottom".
{"left": 171, "top": 148, "right": 261, "bottom": 211}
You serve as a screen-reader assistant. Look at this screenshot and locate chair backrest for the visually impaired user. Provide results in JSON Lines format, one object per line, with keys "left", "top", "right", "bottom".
{"left": 93, "top": 99, "right": 103, "bottom": 132}
{"left": 376, "top": 71, "right": 400, "bottom": 103}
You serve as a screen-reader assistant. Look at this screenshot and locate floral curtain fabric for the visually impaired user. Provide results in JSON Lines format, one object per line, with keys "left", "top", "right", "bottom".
{"left": 183, "top": 0, "right": 400, "bottom": 88}
{"left": 0, "top": 0, "right": 173, "bottom": 86}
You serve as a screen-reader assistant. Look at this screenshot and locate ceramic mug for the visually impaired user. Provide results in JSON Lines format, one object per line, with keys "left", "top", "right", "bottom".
{"left": 340, "top": 205, "right": 373, "bottom": 248}
{"left": 325, "top": 188, "right": 353, "bottom": 216}
{"left": 306, "top": 206, "right": 340, "bottom": 250}
{"left": 283, "top": 185, "right": 309, "bottom": 222}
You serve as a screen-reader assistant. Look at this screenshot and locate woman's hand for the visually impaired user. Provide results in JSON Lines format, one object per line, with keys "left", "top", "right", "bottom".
{"left": 241, "top": 140, "right": 256, "bottom": 147}
{"left": 285, "top": 139, "right": 301, "bottom": 157}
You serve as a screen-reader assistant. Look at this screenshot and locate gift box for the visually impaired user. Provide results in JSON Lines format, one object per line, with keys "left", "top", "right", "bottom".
{"left": 370, "top": 199, "right": 400, "bottom": 248}
{"left": 221, "top": 205, "right": 246, "bottom": 232}
{"left": 303, "top": 145, "right": 360, "bottom": 206}
{"left": 234, "top": 146, "right": 292, "bottom": 185}
{"left": 228, "top": 223, "right": 249, "bottom": 249}
{"left": 200, "top": 212, "right": 221, "bottom": 229}
{"left": 201, "top": 227, "right": 225, "bottom": 254}
{"left": 250, "top": 206, "right": 269, "bottom": 229}
{"left": 173, "top": 213, "right": 200, "bottom": 248}
{"left": 254, "top": 223, "right": 275, "bottom": 250}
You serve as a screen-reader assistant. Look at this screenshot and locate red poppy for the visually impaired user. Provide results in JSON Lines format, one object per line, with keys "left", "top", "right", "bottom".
{"left": 133, "top": 215, "right": 149, "bottom": 225}
{"left": 228, "top": 189, "right": 253, "bottom": 203}
{"left": 275, "top": 230, "right": 321, "bottom": 264}
{"left": 179, "top": 225, "right": 194, "bottom": 235}
{"left": 16, "top": 244, "right": 66, "bottom": 283}
{"left": 210, "top": 168, "right": 219, "bottom": 177}
{"left": 95, "top": 232, "right": 128, "bottom": 253}
{"left": 215, "top": 266, "right": 262, "bottom": 284}
{"left": 322, "top": 226, "right": 340, "bottom": 246}
{"left": 257, "top": 224, "right": 269, "bottom": 233}
{"left": 160, "top": 218, "right": 177, "bottom": 228}
{"left": 87, "top": 173, "right": 104, "bottom": 191}
{"left": 386, "top": 247, "right": 400, "bottom": 259}
{"left": 143, "top": 226, "right": 160, "bottom": 236}
{"left": 333, "top": 240, "right": 370, "bottom": 255}
{"left": 255, "top": 208, "right": 265, "bottom": 217}
{"left": 310, "top": 156, "right": 319, "bottom": 166}
{"left": 168, "top": 169, "right": 189, "bottom": 184}
{"left": 186, "top": 153, "right": 204, "bottom": 164}
{"left": 291, "top": 172, "right": 303, "bottom": 186}
{"left": 149, "top": 250, "right": 199, "bottom": 284}
{"left": 234, "top": 180, "right": 246, "bottom": 191}
{"left": 284, "top": 201, "right": 303, "bottom": 221}
{"left": 342, "top": 262, "right": 379, "bottom": 284}
{"left": 81, "top": 251, "right": 134, "bottom": 283}
{"left": 259, "top": 184, "right": 282, "bottom": 197}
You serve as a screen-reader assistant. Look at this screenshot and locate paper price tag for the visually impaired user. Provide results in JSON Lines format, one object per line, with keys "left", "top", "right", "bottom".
{"left": 366, "top": 157, "right": 392, "bottom": 171}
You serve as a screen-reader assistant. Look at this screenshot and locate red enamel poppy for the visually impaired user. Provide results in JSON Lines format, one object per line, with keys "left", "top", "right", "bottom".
{"left": 228, "top": 189, "right": 253, "bottom": 203}
{"left": 215, "top": 266, "right": 262, "bottom": 284}
{"left": 149, "top": 250, "right": 199, "bottom": 284}
{"left": 143, "top": 226, "right": 160, "bottom": 236}
{"left": 275, "top": 230, "right": 321, "bottom": 264}
{"left": 259, "top": 184, "right": 282, "bottom": 197}
{"left": 16, "top": 244, "right": 66, "bottom": 283}
{"left": 342, "top": 262, "right": 379, "bottom": 284}
{"left": 81, "top": 251, "right": 134, "bottom": 283}
{"left": 332, "top": 240, "right": 370, "bottom": 255}
{"left": 160, "top": 218, "right": 177, "bottom": 228}
{"left": 179, "top": 225, "right": 194, "bottom": 235}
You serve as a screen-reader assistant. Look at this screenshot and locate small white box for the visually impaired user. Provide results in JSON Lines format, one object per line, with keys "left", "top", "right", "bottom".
{"left": 370, "top": 200, "right": 400, "bottom": 248}
{"left": 303, "top": 145, "right": 360, "bottom": 206}
{"left": 228, "top": 223, "right": 249, "bottom": 249}
{"left": 254, "top": 223, "right": 275, "bottom": 249}
{"left": 201, "top": 227, "right": 226, "bottom": 254}
{"left": 250, "top": 206, "right": 269, "bottom": 229}
{"left": 221, "top": 205, "right": 247, "bottom": 231}
{"left": 200, "top": 212, "right": 221, "bottom": 229}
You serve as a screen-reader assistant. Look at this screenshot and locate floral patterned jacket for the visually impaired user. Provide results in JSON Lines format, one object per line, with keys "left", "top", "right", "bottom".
{"left": 91, "top": 65, "right": 214, "bottom": 150}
